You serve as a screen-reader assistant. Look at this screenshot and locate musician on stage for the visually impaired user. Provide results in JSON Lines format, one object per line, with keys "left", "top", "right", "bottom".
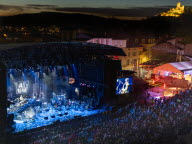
{"left": 120, "top": 78, "right": 129, "bottom": 94}
{"left": 116, "top": 79, "right": 123, "bottom": 94}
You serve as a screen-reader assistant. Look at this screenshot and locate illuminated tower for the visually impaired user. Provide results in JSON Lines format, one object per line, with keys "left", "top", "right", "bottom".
{"left": 160, "top": 2, "right": 184, "bottom": 17}
{"left": 177, "top": 2, "right": 181, "bottom": 8}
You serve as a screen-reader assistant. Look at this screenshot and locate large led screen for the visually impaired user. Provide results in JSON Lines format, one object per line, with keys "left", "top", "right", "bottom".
{"left": 116, "top": 77, "right": 133, "bottom": 95}
{"left": 15, "top": 81, "right": 29, "bottom": 94}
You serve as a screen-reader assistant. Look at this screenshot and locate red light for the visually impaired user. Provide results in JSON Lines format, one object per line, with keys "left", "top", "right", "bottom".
{"left": 114, "top": 56, "right": 119, "bottom": 60}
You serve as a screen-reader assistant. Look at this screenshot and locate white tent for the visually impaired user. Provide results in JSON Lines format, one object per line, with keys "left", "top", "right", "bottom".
{"left": 154, "top": 61, "right": 192, "bottom": 82}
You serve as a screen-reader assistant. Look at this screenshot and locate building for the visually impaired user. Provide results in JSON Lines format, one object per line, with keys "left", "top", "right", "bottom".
{"left": 87, "top": 38, "right": 153, "bottom": 75}
{"left": 87, "top": 38, "right": 127, "bottom": 47}
{"left": 160, "top": 2, "right": 184, "bottom": 17}
{"left": 152, "top": 38, "right": 185, "bottom": 62}
{"left": 183, "top": 44, "right": 192, "bottom": 57}
{"left": 121, "top": 43, "right": 143, "bottom": 72}
{"left": 152, "top": 38, "right": 192, "bottom": 62}
{"left": 130, "top": 36, "right": 156, "bottom": 61}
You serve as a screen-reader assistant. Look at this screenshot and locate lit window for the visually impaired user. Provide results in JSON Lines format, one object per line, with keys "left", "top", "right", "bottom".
{"left": 127, "top": 60, "right": 129, "bottom": 65}
{"left": 120, "top": 40, "right": 123, "bottom": 46}
{"left": 133, "top": 52, "right": 136, "bottom": 56}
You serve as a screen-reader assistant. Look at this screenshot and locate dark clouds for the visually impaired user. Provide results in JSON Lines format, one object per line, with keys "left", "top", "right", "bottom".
{"left": 26, "top": 4, "right": 57, "bottom": 9}
{"left": 55, "top": 7, "right": 171, "bottom": 17}
{"left": 0, "top": 4, "right": 187, "bottom": 18}
{"left": 0, "top": 4, "right": 57, "bottom": 16}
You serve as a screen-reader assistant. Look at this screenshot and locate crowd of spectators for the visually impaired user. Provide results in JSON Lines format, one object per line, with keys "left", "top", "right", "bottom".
{"left": 10, "top": 88, "right": 192, "bottom": 144}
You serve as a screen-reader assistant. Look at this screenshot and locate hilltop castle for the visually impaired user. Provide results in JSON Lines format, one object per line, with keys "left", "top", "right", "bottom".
{"left": 160, "top": 2, "right": 184, "bottom": 17}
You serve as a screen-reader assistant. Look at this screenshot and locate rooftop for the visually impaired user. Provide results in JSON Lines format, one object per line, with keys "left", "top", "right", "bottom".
{"left": 126, "top": 43, "right": 143, "bottom": 48}
{"left": 170, "top": 61, "right": 192, "bottom": 71}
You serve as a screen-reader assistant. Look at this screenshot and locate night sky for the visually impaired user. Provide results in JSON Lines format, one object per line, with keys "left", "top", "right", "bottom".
{"left": 0, "top": 0, "right": 191, "bottom": 16}
{"left": 1, "top": 0, "right": 191, "bottom": 8}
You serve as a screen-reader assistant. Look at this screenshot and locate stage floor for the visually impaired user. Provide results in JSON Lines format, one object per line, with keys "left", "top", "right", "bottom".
{"left": 13, "top": 106, "right": 105, "bottom": 132}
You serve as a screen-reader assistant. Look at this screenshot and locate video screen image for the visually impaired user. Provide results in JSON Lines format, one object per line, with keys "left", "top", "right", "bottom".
{"left": 15, "top": 81, "right": 29, "bottom": 94}
{"left": 116, "top": 77, "right": 133, "bottom": 95}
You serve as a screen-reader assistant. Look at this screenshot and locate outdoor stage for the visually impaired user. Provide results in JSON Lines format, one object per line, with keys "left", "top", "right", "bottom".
{"left": 7, "top": 66, "right": 105, "bottom": 132}
{"left": 0, "top": 42, "right": 126, "bottom": 134}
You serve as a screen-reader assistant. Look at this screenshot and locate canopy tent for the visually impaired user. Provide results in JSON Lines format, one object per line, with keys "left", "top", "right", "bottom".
{"left": 153, "top": 61, "right": 192, "bottom": 80}
{"left": 170, "top": 61, "right": 192, "bottom": 71}
{"left": 153, "top": 63, "right": 182, "bottom": 75}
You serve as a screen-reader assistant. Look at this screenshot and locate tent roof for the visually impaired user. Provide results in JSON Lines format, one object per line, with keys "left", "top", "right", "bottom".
{"left": 170, "top": 61, "right": 192, "bottom": 71}
{"left": 154, "top": 63, "right": 182, "bottom": 73}
{"left": 154, "top": 61, "right": 192, "bottom": 73}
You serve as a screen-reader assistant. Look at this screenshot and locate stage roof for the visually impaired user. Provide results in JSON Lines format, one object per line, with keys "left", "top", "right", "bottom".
{"left": 0, "top": 42, "right": 126, "bottom": 68}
